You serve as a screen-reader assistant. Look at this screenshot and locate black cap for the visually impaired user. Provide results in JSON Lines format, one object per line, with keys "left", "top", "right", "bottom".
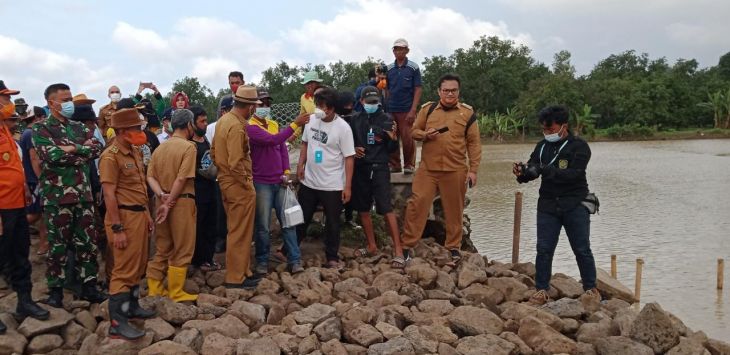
{"left": 257, "top": 88, "right": 272, "bottom": 100}
{"left": 360, "top": 86, "right": 380, "bottom": 103}
{"left": 220, "top": 96, "right": 234, "bottom": 111}
{"left": 14, "top": 98, "right": 28, "bottom": 107}
{"left": 70, "top": 105, "right": 98, "bottom": 122}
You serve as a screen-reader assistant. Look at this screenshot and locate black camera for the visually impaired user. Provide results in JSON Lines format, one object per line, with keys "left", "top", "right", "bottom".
{"left": 519, "top": 163, "right": 541, "bottom": 179}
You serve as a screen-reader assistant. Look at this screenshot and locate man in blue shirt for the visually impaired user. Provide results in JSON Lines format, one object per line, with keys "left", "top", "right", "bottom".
{"left": 386, "top": 38, "right": 422, "bottom": 174}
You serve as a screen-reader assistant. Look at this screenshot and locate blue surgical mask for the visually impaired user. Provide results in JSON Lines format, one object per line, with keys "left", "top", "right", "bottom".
{"left": 363, "top": 103, "right": 379, "bottom": 114}
{"left": 60, "top": 101, "right": 75, "bottom": 118}
{"left": 255, "top": 107, "right": 271, "bottom": 118}
{"left": 544, "top": 124, "right": 565, "bottom": 143}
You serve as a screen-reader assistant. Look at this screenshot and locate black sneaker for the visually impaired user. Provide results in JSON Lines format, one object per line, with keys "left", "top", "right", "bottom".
{"left": 224, "top": 275, "right": 261, "bottom": 290}
{"left": 403, "top": 249, "right": 413, "bottom": 262}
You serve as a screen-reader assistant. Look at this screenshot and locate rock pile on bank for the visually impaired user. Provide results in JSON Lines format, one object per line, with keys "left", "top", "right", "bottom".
{"left": 1, "top": 238, "right": 729, "bottom": 354}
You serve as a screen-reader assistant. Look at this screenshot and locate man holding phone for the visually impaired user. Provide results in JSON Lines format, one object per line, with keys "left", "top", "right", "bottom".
{"left": 401, "top": 73, "right": 481, "bottom": 265}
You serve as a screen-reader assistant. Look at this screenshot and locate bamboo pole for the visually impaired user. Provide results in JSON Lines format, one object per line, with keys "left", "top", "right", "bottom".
{"left": 635, "top": 258, "right": 644, "bottom": 303}
{"left": 611, "top": 254, "right": 617, "bottom": 279}
{"left": 511, "top": 192, "right": 523, "bottom": 264}
{"left": 718, "top": 259, "right": 725, "bottom": 290}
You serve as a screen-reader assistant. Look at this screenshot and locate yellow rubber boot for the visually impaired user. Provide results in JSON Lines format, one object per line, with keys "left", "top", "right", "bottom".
{"left": 147, "top": 278, "right": 167, "bottom": 297}
{"left": 167, "top": 266, "right": 197, "bottom": 302}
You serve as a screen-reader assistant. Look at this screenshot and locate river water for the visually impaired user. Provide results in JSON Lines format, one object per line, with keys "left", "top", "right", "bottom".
{"left": 466, "top": 139, "right": 730, "bottom": 341}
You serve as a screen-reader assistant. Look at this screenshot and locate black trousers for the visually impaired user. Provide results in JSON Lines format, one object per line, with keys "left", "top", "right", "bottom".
{"left": 0, "top": 208, "right": 33, "bottom": 293}
{"left": 296, "top": 185, "right": 343, "bottom": 262}
{"left": 192, "top": 200, "right": 217, "bottom": 266}
{"left": 214, "top": 183, "right": 228, "bottom": 242}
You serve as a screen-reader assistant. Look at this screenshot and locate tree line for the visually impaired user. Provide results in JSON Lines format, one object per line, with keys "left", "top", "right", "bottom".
{"left": 164, "top": 35, "right": 730, "bottom": 139}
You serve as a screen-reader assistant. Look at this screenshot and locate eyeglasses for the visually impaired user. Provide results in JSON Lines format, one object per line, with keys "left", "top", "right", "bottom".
{"left": 440, "top": 88, "right": 459, "bottom": 95}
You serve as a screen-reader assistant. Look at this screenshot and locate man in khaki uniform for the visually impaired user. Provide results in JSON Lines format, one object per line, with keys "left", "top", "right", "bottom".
{"left": 99, "top": 108, "right": 156, "bottom": 340}
{"left": 146, "top": 109, "right": 198, "bottom": 302}
{"left": 402, "top": 73, "right": 482, "bottom": 263}
{"left": 211, "top": 86, "right": 260, "bottom": 289}
{"left": 99, "top": 85, "right": 122, "bottom": 138}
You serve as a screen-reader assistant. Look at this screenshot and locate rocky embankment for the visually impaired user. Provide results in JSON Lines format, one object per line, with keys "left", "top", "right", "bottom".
{"left": 1, "top": 238, "right": 729, "bottom": 355}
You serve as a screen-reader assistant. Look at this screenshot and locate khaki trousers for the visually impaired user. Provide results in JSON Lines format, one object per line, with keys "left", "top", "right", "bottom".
{"left": 146, "top": 198, "right": 196, "bottom": 281}
{"left": 219, "top": 177, "right": 256, "bottom": 284}
{"left": 402, "top": 168, "right": 467, "bottom": 250}
{"left": 105, "top": 209, "right": 149, "bottom": 295}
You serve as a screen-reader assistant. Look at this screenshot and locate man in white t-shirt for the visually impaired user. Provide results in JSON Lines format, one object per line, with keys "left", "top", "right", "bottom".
{"left": 296, "top": 87, "right": 355, "bottom": 269}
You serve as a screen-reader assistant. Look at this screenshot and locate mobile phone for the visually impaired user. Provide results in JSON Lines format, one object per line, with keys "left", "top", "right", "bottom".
{"left": 383, "top": 121, "right": 394, "bottom": 131}
{"left": 436, "top": 126, "right": 450, "bottom": 134}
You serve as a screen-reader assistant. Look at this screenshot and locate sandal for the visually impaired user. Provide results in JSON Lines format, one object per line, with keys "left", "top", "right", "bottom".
{"left": 200, "top": 261, "right": 222, "bottom": 272}
{"left": 390, "top": 256, "right": 406, "bottom": 269}
{"left": 354, "top": 247, "right": 378, "bottom": 258}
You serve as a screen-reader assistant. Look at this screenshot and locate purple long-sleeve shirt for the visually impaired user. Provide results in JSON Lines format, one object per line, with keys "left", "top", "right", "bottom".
{"left": 247, "top": 119, "right": 295, "bottom": 184}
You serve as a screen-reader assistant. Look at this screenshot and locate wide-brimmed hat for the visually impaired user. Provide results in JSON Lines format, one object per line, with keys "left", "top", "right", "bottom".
{"left": 23, "top": 106, "right": 45, "bottom": 121}
{"left": 0, "top": 80, "right": 20, "bottom": 95}
{"left": 111, "top": 108, "right": 145, "bottom": 129}
{"left": 300, "top": 71, "right": 323, "bottom": 85}
{"left": 70, "top": 105, "right": 98, "bottom": 122}
{"left": 72, "top": 93, "right": 96, "bottom": 106}
{"left": 233, "top": 86, "right": 262, "bottom": 105}
{"left": 14, "top": 98, "right": 28, "bottom": 107}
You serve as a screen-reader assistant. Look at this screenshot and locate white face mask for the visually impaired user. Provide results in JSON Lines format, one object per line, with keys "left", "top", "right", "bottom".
{"left": 314, "top": 107, "right": 326, "bottom": 120}
{"left": 544, "top": 124, "right": 565, "bottom": 143}
{"left": 110, "top": 93, "right": 122, "bottom": 102}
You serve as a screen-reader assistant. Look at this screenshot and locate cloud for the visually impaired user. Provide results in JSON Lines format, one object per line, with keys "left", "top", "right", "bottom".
{"left": 666, "top": 22, "right": 730, "bottom": 48}
{"left": 283, "top": 0, "right": 533, "bottom": 65}
{"left": 0, "top": 34, "right": 120, "bottom": 107}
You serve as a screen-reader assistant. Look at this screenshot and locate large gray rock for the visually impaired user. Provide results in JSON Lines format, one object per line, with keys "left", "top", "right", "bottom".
{"left": 500, "top": 331, "right": 534, "bottom": 355}
{"left": 372, "top": 271, "right": 409, "bottom": 295}
{"left": 542, "top": 297, "right": 586, "bottom": 319}
{"left": 237, "top": 337, "right": 281, "bottom": 355}
{"left": 417, "top": 299, "right": 454, "bottom": 316}
{"left": 197, "top": 293, "right": 232, "bottom": 307}
{"left": 500, "top": 302, "right": 564, "bottom": 331}
{"left": 576, "top": 320, "right": 615, "bottom": 345}
{"left": 704, "top": 338, "right": 730, "bottom": 355}
{"left": 294, "top": 303, "right": 336, "bottom": 325}
{"left": 96, "top": 333, "right": 155, "bottom": 355}
{"left": 611, "top": 307, "right": 639, "bottom": 336}
{"left": 62, "top": 320, "right": 92, "bottom": 349}
{"left": 0, "top": 330, "right": 27, "bottom": 354}
{"left": 461, "top": 283, "right": 504, "bottom": 306}
{"left": 321, "top": 339, "right": 349, "bottom": 355}
{"left": 173, "top": 328, "right": 204, "bottom": 353}
{"left": 405, "top": 263, "right": 439, "bottom": 288}
{"left": 403, "top": 325, "right": 439, "bottom": 353}
{"left": 551, "top": 274, "right": 585, "bottom": 298}
{"left": 518, "top": 316, "right": 578, "bottom": 355}
{"left": 156, "top": 298, "right": 198, "bottom": 325}
{"left": 27, "top": 334, "right": 64, "bottom": 354}
{"left": 447, "top": 306, "right": 504, "bottom": 336}
{"left": 200, "top": 333, "right": 236, "bottom": 355}
{"left": 18, "top": 305, "right": 74, "bottom": 337}
{"left": 74, "top": 310, "right": 97, "bottom": 331}
{"left": 487, "top": 277, "right": 529, "bottom": 302}
{"left": 596, "top": 268, "right": 637, "bottom": 303}
{"left": 313, "top": 316, "right": 342, "bottom": 342}
{"left": 418, "top": 324, "right": 458, "bottom": 345}
{"left": 144, "top": 317, "right": 176, "bottom": 341}
{"left": 366, "top": 337, "right": 415, "bottom": 355}
{"left": 629, "top": 302, "right": 681, "bottom": 353}
{"left": 347, "top": 323, "right": 384, "bottom": 347}
{"left": 138, "top": 340, "right": 198, "bottom": 355}
{"left": 456, "top": 262, "right": 487, "bottom": 289}
{"left": 456, "top": 334, "right": 516, "bottom": 355}
{"left": 298, "top": 334, "right": 321, "bottom": 354}
{"left": 182, "top": 314, "right": 250, "bottom": 339}
{"left": 334, "top": 277, "right": 369, "bottom": 298}
{"left": 595, "top": 336, "right": 654, "bottom": 355}
{"left": 667, "top": 337, "right": 711, "bottom": 355}
{"left": 375, "top": 322, "right": 403, "bottom": 340}
{"left": 229, "top": 300, "right": 267, "bottom": 329}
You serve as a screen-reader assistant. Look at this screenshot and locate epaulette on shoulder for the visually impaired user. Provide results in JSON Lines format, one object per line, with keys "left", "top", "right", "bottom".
{"left": 460, "top": 103, "right": 473, "bottom": 110}
{"left": 109, "top": 145, "right": 119, "bottom": 154}
{"left": 421, "top": 101, "right": 434, "bottom": 108}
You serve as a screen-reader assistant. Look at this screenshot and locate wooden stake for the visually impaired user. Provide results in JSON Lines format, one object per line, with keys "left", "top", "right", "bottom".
{"left": 718, "top": 259, "right": 725, "bottom": 290}
{"left": 511, "top": 191, "right": 523, "bottom": 264}
{"left": 611, "top": 254, "right": 617, "bottom": 279}
{"left": 635, "top": 258, "right": 644, "bottom": 303}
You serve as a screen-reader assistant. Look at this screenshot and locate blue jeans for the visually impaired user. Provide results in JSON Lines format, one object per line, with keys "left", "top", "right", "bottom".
{"left": 254, "top": 183, "right": 301, "bottom": 266}
{"left": 535, "top": 205, "right": 596, "bottom": 291}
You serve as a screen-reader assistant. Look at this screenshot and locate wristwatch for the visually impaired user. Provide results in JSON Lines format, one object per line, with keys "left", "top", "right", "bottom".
{"left": 111, "top": 224, "right": 124, "bottom": 233}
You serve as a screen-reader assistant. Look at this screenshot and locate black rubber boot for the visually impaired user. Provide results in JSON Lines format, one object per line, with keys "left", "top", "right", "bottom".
{"left": 80, "top": 281, "right": 107, "bottom": 304}
{"left": 108, "top": 293, "right": 145, "bottom": 340}
{"left": 128, "top": 286, "right": 155, "bottom": 319}
{"left": 64, "top": 249, "right": 82, "bottom": 297}
{"left": 0, "top": 319, "right": 6, "bottom": 335}
{"left": 45, "top": 287, "right": 64, "bottom": 308}
{"left": 16, "top": 291, "right": 50, "bottom": 320}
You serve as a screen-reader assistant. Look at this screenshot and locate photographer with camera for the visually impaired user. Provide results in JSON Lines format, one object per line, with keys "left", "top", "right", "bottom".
{"left": 513, "top": 105, "right": 599, "bottom": 305}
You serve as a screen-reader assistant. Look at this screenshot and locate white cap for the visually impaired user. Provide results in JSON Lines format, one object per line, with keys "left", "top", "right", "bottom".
{"left": 393, "top": 38, "right": 409, "bottom": 48}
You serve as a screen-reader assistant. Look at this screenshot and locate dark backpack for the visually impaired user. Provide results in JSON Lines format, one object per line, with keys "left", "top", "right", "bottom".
{"left": 425, "top": 102, "right": 478, "bottom": 136}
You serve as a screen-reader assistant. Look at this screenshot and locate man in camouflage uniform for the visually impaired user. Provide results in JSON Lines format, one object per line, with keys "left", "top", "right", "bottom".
{"left": 32, "top": 83, "right": 106, "bottom": 307}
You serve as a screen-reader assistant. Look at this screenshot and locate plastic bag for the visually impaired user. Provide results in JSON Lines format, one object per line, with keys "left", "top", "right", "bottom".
{"left": 282, "top": 186, "right": 304, "bottom": 228}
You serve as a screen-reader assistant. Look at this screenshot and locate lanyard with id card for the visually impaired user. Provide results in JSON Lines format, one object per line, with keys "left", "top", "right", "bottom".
{"left": 314, "top": 119, "right": 325, "bottom": 164}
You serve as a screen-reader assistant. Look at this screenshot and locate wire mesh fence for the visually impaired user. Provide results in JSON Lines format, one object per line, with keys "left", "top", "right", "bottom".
{"left": 271, "top": 102, "right": 301, "bottom": 127}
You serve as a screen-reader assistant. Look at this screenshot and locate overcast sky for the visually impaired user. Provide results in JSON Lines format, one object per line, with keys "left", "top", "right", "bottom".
{"left": 2, "top": 0, "right": 729, "bottom": 107}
